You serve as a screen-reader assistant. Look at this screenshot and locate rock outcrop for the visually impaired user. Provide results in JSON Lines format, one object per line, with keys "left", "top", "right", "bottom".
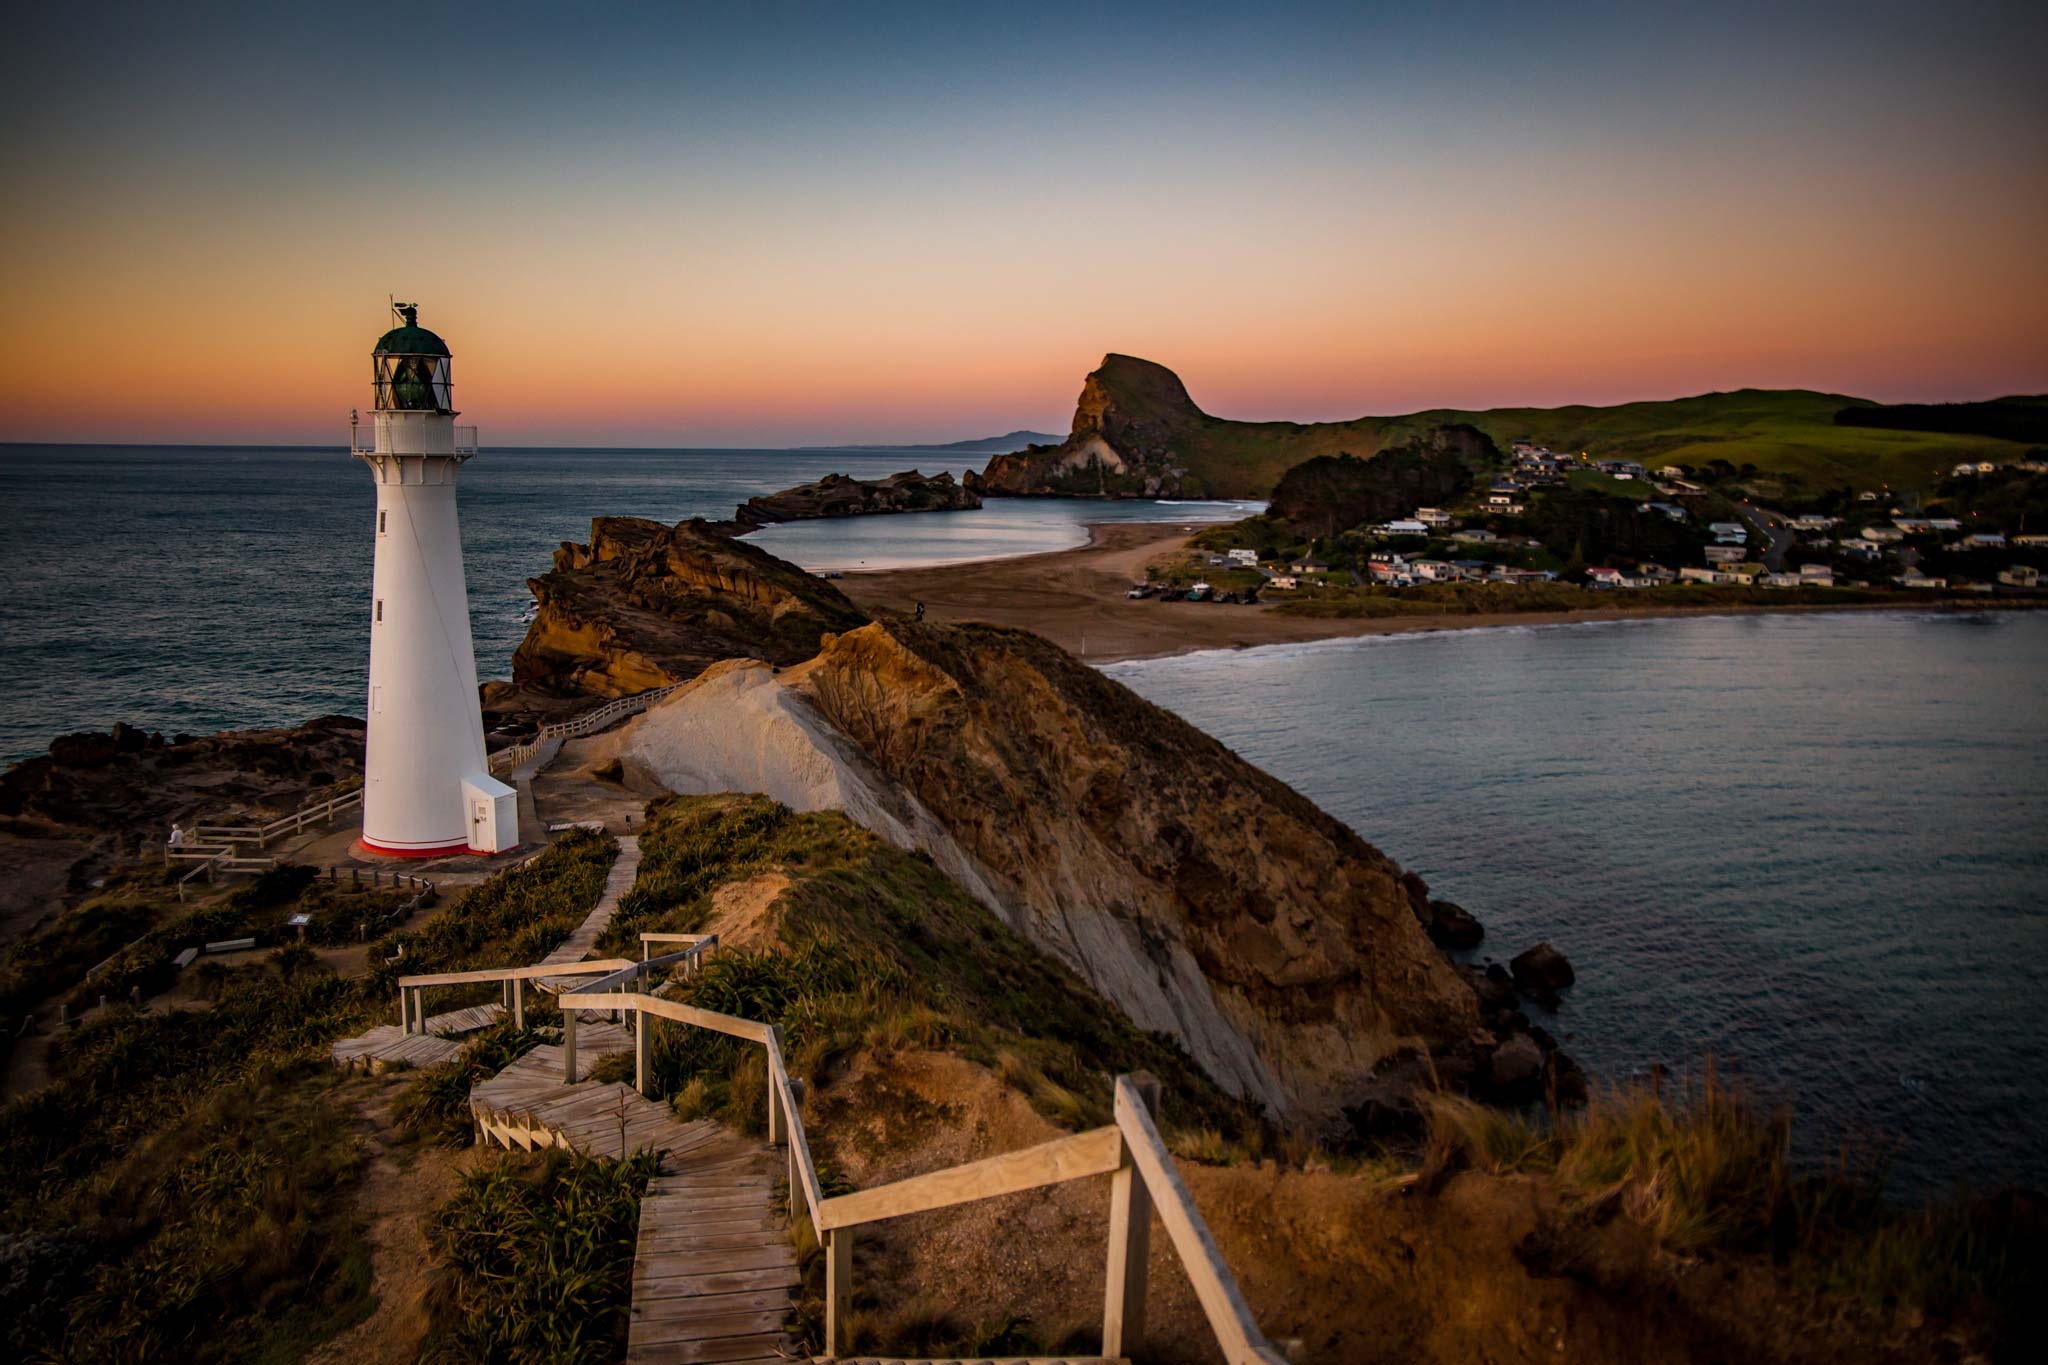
{"left": 731, "top": 469, "right": 980, "bottom": 527}
{"left": 0, "top": 717, "right": 366, "bottom": 944}
{"left": 975, "top": 354, "right": 1214, "bottom": 499}
{"left": 493, "top": 517, "right": 869, "bottom": 720}
{"left": 719, "top": 618, "right": 1478, "bottom": 1122}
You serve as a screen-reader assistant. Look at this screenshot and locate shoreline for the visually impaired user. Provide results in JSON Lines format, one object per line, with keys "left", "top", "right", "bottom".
{"left": 836, "top": 521, "right": 2036, "bottom": 664}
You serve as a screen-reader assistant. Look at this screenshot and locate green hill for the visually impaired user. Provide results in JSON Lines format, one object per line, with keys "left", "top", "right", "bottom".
{"left": 977, "top": 356, "right": 2035, "bottom": 499}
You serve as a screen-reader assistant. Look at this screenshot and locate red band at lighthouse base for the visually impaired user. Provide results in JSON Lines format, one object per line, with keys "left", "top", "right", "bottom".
{"left": 356, "top": 836, "right": 480, "bottom": 859}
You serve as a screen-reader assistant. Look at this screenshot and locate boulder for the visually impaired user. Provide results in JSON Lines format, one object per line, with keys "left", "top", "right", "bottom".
{"left": 1511, "top": 942, "right": 1575, "bottom": 993}
{"left": 731, "top": 469, "right": 980, "bottom": 527}
{"left": 1425, "top": 898, "right": 1484, "bottom": 950}
{"left": 1487, "top": 1034, "right": 1546, "bottom": 1098}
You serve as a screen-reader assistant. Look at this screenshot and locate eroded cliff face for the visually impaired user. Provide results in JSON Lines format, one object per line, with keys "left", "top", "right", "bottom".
{"left": 975, "top": 354, "right": 1212, "bottom": 498}
{"left": 784, "top": 620, "right": 1478, "bottom": 1120}
{"left": 501, "top": 517, "right": 869, "bottom": 709}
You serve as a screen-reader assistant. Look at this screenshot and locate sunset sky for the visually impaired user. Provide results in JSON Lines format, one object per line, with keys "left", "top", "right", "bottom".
{"left": 2, "top": 1, "right": 2044, "bottom": 447}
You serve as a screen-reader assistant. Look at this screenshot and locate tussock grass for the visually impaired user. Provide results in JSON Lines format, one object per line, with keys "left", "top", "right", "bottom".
{"left": 0, "top": 829, "right": 625, "bottom": 1359}
{"left": 1422, "top": 1065, "right": 2045, "bottom": 1337}
{"left": 611, "top": 795, "right": 1259, "bottom": 1140}
{"left": 420, "top": 1148, "right": 658, "bottom": 1365}
{"left": 395, "top": 1021, "right": 557, "bottom": 1147}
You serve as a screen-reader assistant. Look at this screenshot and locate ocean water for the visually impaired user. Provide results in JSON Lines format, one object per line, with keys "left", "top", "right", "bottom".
{"left": 1107, "top": 611, "right": 2048, "bottom": 1193}
{"left": 0, "top": 444, "right": 1245, "bottom": 762}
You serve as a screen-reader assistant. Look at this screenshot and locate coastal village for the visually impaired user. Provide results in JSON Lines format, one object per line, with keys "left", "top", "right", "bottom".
{"left": 1140, "top": 439, "right": 2048, "bottom": 604}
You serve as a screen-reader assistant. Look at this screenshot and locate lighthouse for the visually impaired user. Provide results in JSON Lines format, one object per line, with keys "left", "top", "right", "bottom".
{"left": 352, "top": 303, "right": 516, "bottom": 857}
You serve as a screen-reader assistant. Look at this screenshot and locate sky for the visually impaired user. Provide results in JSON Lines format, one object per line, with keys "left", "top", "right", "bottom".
{"left": 1, "top": 0, "right": 2044, "bottom": 447}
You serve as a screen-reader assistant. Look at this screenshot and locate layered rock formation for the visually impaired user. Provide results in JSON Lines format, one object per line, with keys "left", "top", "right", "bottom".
{"left": 493, "top": 517, "right": 868, "bottom": 718}
{"left": 730, "top": 469, "right": 980, "bottom": 527}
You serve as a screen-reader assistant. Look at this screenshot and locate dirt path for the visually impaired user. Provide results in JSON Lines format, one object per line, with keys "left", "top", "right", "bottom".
{"left": 307, "top": 1078, "right": 478, "bottom": 1365}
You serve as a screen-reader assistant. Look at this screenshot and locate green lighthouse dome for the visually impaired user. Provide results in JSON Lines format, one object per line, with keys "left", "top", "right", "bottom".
{"left": 370, "top": 303, "right": 454, "bottom": 412}
{"left": 372, "top": 303, "right": 451, "bottom": 358}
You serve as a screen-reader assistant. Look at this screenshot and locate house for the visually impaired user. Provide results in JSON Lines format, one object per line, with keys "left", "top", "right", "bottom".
{"left": 1408, "top": 559, "right": 1461, "bottom": 582}
{"left": 1413, "top": 508, "right": 1454, "bottom": 527}
{"left": 1799, "top": 564, "right": 1835, "bottom": 585}
{"left": 1378, "top": 519, "right": 1429, "bottom": 537}
{"left": 1839, "top": 537, "right": 1881, "bottom": 558}
{"left": 1926, "top": 518, "right": 1961, "bottom": 532}
{"left": 1717, "top": 570, "right": 1756, "bottom": 586}
{"left": 1289, "top": 557, "right": 1331, "bottom": 574}
{"left": 1952, "top": 462, "right": 1978, "bottom": 478}
{"left": 1450, "top": 528, "right": 1498, "bottom": 544}
{"left": 1268, "top": 574, "right": 1300, "bottom": 590}
{"left": 1761, "top": 573, "right": 1804, "bottom": 588}
{"left": 1790, "top": 514, "right": 1840, "bottom": 532}
{"left": 1707, "top": 521, "right": 1748, "bottom": 542}
{"left": 1999, "top": 565, "right": 2040, "bottom": 588}
{"left": 1892, "top": 518, "right": 1932, "bottom": 535}
{"left": 1483, "top": 491, "right": 1526, "bottom": 513}
{"left": 1227, "top": 548, "right": 1259, "bottom": 566}
{"left": 1679, "top": 567, "right": 1719, "bottom": 585}
{"left": 1659, "top": 465, "right": 1687, "bottom": 479}
{"left": 1645, "top": 502, "right": 1689, "bottom": 522}
{"left": 1960, "top": 532, "right": 2007, "bottom": 548}
{"left": 1898, "top": 572, "right": 1946, "bottom": 589}
{"left": 1861, "top": 526, "right": 1905, "bottom": 543}
{"left": 1705, "top": 545, "right": 1746, "bottom": 564}
{"left": 1637, "top": 563, "right": 1678, "bottom": 584}
{"left": 1857, "top": 490, "right": 1881, "bottom": 501}
{"left": 1585, "top": 566, "right": 1626, "bottom": 588}
{"left": 2015, "top": 534, "right": 2048, "bottom": 547}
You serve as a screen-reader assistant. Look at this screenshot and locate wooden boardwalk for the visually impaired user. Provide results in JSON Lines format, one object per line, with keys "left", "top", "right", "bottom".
{"left": 329, "top": 1002, "right": 503, "bottom": 1072}
{"left": 627, "top": 1154, "right": 795, "bottom": 1364}
{"left": 537, "top": 832, "right": 640, "bottom": 992}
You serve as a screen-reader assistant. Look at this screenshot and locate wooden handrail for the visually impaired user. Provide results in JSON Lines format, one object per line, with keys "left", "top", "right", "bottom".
{"left": 562, "top": 990, "right": 1278, "bottom": 1361}
{"left": 1114, "top": 1077, "right": 1287, "bottom": 1365}
{"left": 487, "top": 682, "right": 687, "bottom": 775}
{"left": 815, "top": 1127, "right": 1122, "bottom": 1231}
{"left": 400, "top": 959, "right": 634, "bottom": 989}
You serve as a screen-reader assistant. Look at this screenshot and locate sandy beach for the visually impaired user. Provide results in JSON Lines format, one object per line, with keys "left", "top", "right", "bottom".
{"left": 836, "top": 521, "right": 1991, "bottom": 664}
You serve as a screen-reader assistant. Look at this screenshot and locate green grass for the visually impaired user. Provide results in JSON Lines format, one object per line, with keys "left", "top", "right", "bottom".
{"left": 602, "top": 795, "right": 1258, "bottom": 1141}
{"left": 419, "top": 1148, "right": 660, "bottom": 1365}
{"left": 1118, "top": 368, "right": 2029, "bottom": 498}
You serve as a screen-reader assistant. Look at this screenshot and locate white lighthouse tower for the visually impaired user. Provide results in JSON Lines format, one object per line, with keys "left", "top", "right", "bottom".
{"left": 352, "top": 303, "right": 516, "bottom": 857}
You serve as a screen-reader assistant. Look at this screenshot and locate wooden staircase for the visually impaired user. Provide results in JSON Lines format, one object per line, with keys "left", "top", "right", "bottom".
{"left": 329, "top": 1002, "right": 504, "bottom": 1072}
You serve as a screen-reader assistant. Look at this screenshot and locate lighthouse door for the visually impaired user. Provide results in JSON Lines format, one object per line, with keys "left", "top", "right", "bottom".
{"left": 472, "top": 802, "right": 489, "bottom": 846}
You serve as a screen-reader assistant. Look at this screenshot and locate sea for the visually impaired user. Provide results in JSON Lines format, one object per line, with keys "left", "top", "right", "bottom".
{"left": 1109, "top": 612, "right": 2048, "bottom": 1194}
{"left": 0, "top": 444, "right": 1254, "bottom": 762}
{"left": 4, "top": 444, "right": 2044, "bottom": 1193}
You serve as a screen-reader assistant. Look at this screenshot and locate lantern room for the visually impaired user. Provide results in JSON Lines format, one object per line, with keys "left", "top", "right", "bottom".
{"left": 371, "top": 303, "right": 454, "bottom": 413}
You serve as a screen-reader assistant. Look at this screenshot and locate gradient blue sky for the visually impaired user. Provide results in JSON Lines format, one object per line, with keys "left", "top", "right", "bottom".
{"left": 2, "top": 1, "right": 2043, "bottom": 445}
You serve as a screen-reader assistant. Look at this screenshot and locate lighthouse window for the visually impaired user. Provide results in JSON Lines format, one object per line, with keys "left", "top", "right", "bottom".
{"left": 378, "top": 510, "right": 387, "bottom": 534}
{"left": 375, "top": 599, "right": 383, "bottom": 622}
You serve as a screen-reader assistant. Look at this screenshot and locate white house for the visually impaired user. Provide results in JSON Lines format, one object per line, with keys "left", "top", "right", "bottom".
{"left": 1707, "top": 521, "right": 1748, "bottom": 541}
{"left": 1705, "top": 545, "right": 1747, "bottom": 564}
{"left": 1862, "top": 526, "right": 1906, "bottom": 543}
{"left": 1679, "top": 566, "right": 1719, "bottom": 584}
{"left": 1790, "top": 514, "right": 1840, "bottom": 531}
{"left": 1899, "top": 572, "right": 1946, "bottom": 588}
{"left": 1268, "top": 574, "right": 1300, "bottom": 590}
{"left": 1839, "top": 537, "right": 1881, "bottom": 558}
{"left": 1378, "top": 519, "right": 1429, "bottom": 537}
{"left": 1998, "top": 565, "right": 2039, "bottom": 588}
{"left": 1450, "top": 528, "right": 1498, "bottom": 544}
{"left": 1227, "top": 548, "right": 1259, "bottom": 566}
{"left": 1413, "top": 508, "right": 1454, "bottom": 527}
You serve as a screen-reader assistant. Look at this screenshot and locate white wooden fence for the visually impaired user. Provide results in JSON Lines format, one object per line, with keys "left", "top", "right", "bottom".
{"left": 488, "top": 681, "right": 686, "bottom": 776}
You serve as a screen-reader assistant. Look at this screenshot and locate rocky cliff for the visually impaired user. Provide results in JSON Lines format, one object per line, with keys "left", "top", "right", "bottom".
{"left": 787, "top": 620, "right": 1479, "bottom": 1120}
{"left": 975, "top": 354, "right": 1216, "bottom": 499}
{"left": 496, "top": 517, "right": 869, "bottom": 716}
{"left": 731, "top": 469, "right": 980, "bottom": 528}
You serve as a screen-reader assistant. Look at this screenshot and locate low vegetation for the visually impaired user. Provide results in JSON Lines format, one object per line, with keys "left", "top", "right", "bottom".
{"left": 0, "top": 829, "right": 620, "bottom": 1361}
{"left": 419, "top": 1148, "right": 659, "bottom": 1365}
{"left": 1422, "top": 1068, "right": 2044, "bottom": 1349}
{"left": 1271, "top": 579, "right": 1907, "bottom": 619}
{"left": 600, "top": 794, "right": 1258, "bottom": 1141}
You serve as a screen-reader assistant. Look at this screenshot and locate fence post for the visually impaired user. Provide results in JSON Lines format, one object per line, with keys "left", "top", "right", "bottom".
{"left": 512, "top": 976, "right": 526, "bottom": 1031}
{"left": 635, "top": 1002, "right": 652, "bottom": 1098}
{"left": 825, "top": 1228, "right": 852, "bottom": 1356}
{"left": 563, "top": 1006, "right": 579, "bottom": 1082}
{"left": 766, "top": 1025, "right": 786, "bottom": 1146}
{"left": 1103, "top": 1071, "right": 1161, "bottom": 1359}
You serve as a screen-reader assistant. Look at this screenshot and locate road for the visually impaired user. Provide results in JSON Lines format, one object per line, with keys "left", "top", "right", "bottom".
{"left": 1738, "top": 504, "right": 1793, "bottom": 571}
